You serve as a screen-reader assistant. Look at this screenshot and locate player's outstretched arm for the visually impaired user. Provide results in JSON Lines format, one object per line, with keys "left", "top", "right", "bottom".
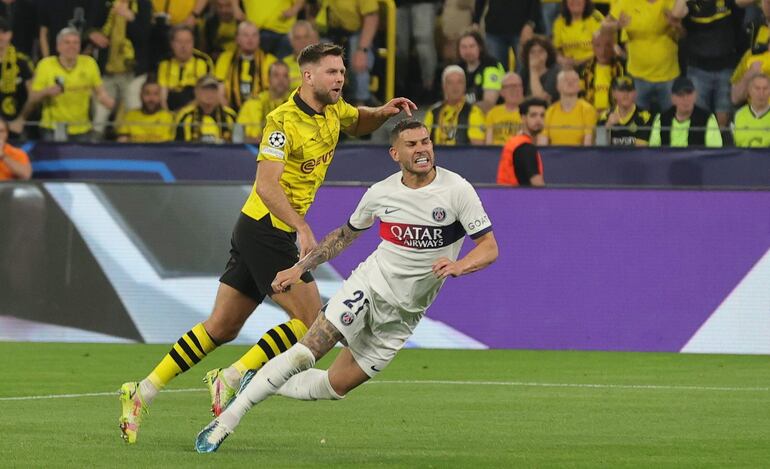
{"left": 272, "top": 224, "right": 362, "bottom": 293}
{"left": 348, "top": 97, "right": 417, "bottom": 136}
{"left": 432, "top": 232, "right": 499, "bottom": 279}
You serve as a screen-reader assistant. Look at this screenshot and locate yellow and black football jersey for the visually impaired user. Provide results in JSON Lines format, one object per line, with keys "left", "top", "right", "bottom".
{"left": 241, "top": 90, "right": 359, "bottom": 232}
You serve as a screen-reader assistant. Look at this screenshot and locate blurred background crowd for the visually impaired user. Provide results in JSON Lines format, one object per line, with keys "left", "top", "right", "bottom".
{"left": 0, "top": 0, "right": 768, "bottom": 149}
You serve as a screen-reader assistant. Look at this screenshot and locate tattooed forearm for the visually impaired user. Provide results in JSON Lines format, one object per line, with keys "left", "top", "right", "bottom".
{"left": 300, "top": 313, "right": 344, "bottom": 359}
{"left": 296, "top": 224, "right": 361, "bottom": 273}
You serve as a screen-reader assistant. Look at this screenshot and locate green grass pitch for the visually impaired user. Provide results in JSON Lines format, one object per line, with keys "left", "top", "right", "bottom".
{"left": 0, "top": 342, "right": 768, "bottom": 468}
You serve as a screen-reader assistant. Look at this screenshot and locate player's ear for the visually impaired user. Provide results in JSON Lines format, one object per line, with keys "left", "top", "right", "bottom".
{"left": 388, "top": 146, "right": 399, "bottom": 162}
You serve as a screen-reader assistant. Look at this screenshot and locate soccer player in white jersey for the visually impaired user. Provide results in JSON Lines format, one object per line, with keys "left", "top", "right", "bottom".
{"left": 195, "top": 119, "right": 499, "bottom": 453}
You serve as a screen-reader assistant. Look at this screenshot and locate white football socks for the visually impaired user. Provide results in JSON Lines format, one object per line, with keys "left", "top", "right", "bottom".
{"left": 222, "top": 366, "right": 242, "bottom": 389}
{"left": 277, "top": 369, "right": 344, "bottom": 401}
{"left": 218, "top": 343, "right": 316, "bottom": 430}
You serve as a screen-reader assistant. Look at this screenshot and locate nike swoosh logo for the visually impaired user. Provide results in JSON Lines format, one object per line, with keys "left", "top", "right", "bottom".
{"left": 384, "top": 208, "right": 400, "bottom": 215}
{"left": 266, "top": 378, "right": 277, "bottom": 388}
{"left": 370, "top": 365, "right": 381, "bottom": 373}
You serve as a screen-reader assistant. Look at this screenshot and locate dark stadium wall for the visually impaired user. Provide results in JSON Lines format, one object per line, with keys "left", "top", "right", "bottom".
{"left": 23, "top": 142, "right": 770, "bottom": 187}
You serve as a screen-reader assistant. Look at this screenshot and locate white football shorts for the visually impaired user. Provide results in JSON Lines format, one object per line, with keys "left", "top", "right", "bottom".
{"left": 324, "top": 267, "right": 423, "bottom": 377}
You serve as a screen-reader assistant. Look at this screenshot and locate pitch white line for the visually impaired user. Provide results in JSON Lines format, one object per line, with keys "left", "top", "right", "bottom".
{"left": 0, "top": 379, "right": 767, "bottom": 402}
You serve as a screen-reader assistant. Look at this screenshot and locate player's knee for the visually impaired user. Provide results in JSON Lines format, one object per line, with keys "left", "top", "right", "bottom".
{"left": 202, "top": 317, "right": 243, "bottom": 344}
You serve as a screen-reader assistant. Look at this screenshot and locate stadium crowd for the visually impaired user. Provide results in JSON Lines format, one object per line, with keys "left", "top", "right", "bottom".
{"left": 0, "top": 0, "right": 767, "bottom": 168}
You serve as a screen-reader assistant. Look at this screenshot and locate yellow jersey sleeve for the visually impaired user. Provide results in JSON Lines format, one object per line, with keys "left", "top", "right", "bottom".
{"left": 336, "top": 98, "right": 359, "bottom": 133}
{"left": 157, "top": 60, "right": 171, "bottom": 87}
{"left": 86, "top": 56, "right": 103, "bottom": 87}
{"left": 31, "top": 58, "right": 53, "bottom": 91}
{"left": 258, "top": 114, "right": 295, "bottom": 163}
{"left": 423, "top": 107, "right": 435, "bottom": 136}
{"left": 468, "top": 105, "right": 486, "bottom": 142}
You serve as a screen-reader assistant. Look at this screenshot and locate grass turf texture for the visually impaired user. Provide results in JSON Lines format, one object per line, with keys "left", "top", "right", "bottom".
{"left": 0, "top": 343, "right": 768, "bottom": 468}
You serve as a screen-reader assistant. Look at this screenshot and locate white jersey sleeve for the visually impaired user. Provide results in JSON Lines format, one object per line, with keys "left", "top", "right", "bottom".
{"left": 454, "top": 179, "right": 492, "bottom": 239}
{"left": 348, "top": 187, "right": 376, "bottom": 231}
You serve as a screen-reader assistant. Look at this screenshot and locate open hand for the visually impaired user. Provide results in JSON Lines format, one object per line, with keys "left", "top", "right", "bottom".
{"left": 432, "top": 257, "right": 463, "bottom": 279}
{"left": 378, "top": 97, "right": 417, "bottom": 118}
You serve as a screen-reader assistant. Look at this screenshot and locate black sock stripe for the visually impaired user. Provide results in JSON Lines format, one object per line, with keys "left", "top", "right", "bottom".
{"left": 266, "top": 328, "right": 289, "bottom": 353}
{"left": 186, "top": 330, "right": 205, "bottom": 355}
{"left": 169, "top": 348, "right": 190, "bottom": 372}
{"left": 177, "top": 338, "right": 201, "bottom": 364}
{"left": 278, "top": 323, "right": 298, "bottom": 344}
{"left": 257, "top": 338, "right": 276, "bottom": 360}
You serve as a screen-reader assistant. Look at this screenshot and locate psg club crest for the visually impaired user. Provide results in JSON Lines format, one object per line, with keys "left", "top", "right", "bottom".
{"left": 432, "top": 207, "right": 446, "bottom": 222}
{"left": 268, "top": 131, "right": 286, "bottom": 148}
{"left": 340, "top": 311, "right": 355, "bottom": 326}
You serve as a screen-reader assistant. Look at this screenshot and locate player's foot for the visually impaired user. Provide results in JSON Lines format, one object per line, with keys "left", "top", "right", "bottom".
{"left": 203, "top": 368, "right": 238, "bottom": 417}
{"left": 195, "top": 418, "right": 233, "bottom": 453}
{"left": 118, "top": 381, "right": 148, "bottom": 444}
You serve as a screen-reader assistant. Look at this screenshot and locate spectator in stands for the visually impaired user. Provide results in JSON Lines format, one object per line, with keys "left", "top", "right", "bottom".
{"left": 0, "top": 0, "right": 37, "bottom": 57}
{"left": 520, "top": 35, "right": 560, "bottom": 103}
{"left": 0, "top": 18, "right": 34, "bottom": 132}
{"left": 148, "top": 0, "right": 208, "bottom": 70}
{"left": 117, "top": 80, "right": 175, "bottom": 142}
{"left": 485, "top": 72, "right": 524, "bottom": 145}
{"left": 603, "top": 0, "right": 689, "bottom": 114}
{"left": 440, "top": 0, "right": 474, "bottom": 63}
{"left": 215, "top": 22, "right": 269, "bottom": 112}
{"left": 539, "top": 69, "right": 596, "bottom": 146}
{"left": 395, "top": 0, "right": 439, "bottom": 98}
{"left": 578, "top": 30, "right": 627, "bottom": 115}
{"left": 733, "top": 73, "right": 770, "bottom": 147}
{"left": 456, "top": 31, "right": 505, "bottom": 113}
{"left": 231, "top": 0, "right": 303, "bottom": 58}
{"left": 682, "top": 0, "right": 747, "bottom": 131}
{"left": 649, "top": 76, "right": 723, "bottom": 147}
{"left": 731, "top": 39, "right": 770, "bottom": 105}
{"left": 37, "top": 1, "right": 88, "bottom": 58}
{"left": 88, "top": 0, "right": 153, "bottom": 138}
{"left": 597, "top": 76, "right": 652, "bottom": 146}
{"left": 175, "top": 74, "right": 237, "bottom": 143}
{"left": 14, "top": 27, "right": 116, "bottom": 142}
{"left": 553, "top": 0, "right": 604, "bottom": 70}
{"left": 158, "top": 25, "right": 214, "bottom": 111}
{"left": 264, "top": 20, "right": 319, "bottom": 91}
{"left": 472, "top": 0, "right": 543, "bottom": 68}
{"left": 423, "top": 64, "right": 485, "bottom": 145}
{"left": 323, "top": 0, "right": 379, "bottom": 106}
{"left": 201, "top": 0, "right": 239, "bottom": 60}
{"left": 237, "top": 60, "right": 291, "bottom": 143}
{"left": 497, "top": 97, "right": 546, "bottom": 187}
{"left": 0, "top": 118, "right": 31, "bottom": 180}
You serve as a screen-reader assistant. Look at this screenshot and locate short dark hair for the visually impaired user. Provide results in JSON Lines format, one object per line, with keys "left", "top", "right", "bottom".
{"left": 519, "top": 97, "right": 548, "bottom": 116}
{"left": 297, "top": 43, "right": 344, "bottom": 67}
{"left": 389, "top": 119, "right": 428, "bottom": 145}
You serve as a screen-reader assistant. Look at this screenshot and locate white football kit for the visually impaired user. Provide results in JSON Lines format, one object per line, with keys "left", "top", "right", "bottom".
{"left": 324, "top": 167, "right": 493, "bottom": 376}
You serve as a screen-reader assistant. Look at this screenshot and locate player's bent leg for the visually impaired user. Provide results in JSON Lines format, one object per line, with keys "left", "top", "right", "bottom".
{"left": 208, "top": 280, "right": 322, "bottom": 415}
{"left": 120, "top": 283, "right": 257, "bottom": 444}
{"left": 327, "top": 347, "right": 371, "bottom": 396}
{"left": 195, "top": 313, "right": 342, "bottom": 453}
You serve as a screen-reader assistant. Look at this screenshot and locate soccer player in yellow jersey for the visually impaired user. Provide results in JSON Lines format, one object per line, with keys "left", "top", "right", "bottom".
{"left": 117, "top": 81, "right": 175, "bottom": 143}
{"left": 13, "top": 28, "right": 115, "bottom": 141}
{"left": 118, "top": 42, "right": 416, "bottom": 444}
{"left": 238, "top": 61, "right": 291, "bottom": 142}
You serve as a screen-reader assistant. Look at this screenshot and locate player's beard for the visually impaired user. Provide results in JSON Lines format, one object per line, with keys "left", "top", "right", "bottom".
{"left": 314, "top": 87, "right": 339, "bottom": 106}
